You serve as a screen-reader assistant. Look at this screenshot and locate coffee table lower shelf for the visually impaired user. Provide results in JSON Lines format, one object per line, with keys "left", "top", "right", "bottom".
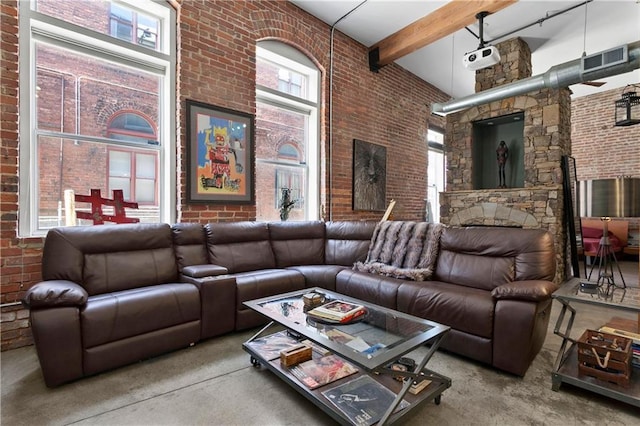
{"left": 243, "top": 342, "right": 451, "bottom": 425}
{"left": 552, "top": 343, "right": 640, "bottom": 407}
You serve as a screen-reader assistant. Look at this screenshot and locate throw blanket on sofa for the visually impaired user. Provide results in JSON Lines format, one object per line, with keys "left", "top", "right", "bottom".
{"left": 353, "top": 221, "right": 444, "bottom": 281}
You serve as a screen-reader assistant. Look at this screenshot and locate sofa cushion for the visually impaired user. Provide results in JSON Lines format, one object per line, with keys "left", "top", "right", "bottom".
{"left": 234, "top": 269, "right": 306, "bottom": 330}
{"left": 234, "top": 269, "right": 306, "bottom": 311}
{"left": 434, "top": 250, "right": 514, "bottom": 292}
{"left": 171, "top": 223, "right": 208, "bottom": 272}
{"left": 81, "top": 283, "right": 200, "bottom": 348}
{"left": 287, "top": 265, "right": 348, "bottom": 291}
{"left": 205, "top": 222, "right": 275, "bottom": 273}
{"left": 268, "top": 221, "right": 325, "bottom": 267}
{"left": 397, "top": 280, "right": 495, "bottom": 338}
{"left": 435, "top": 227, "right": 556, "bottom": 287}
{"left": 325, "top": 221, "right": 376, "bottom": 266}
{"left": 42, "top": 223, "right": 178, "bottom": 295}
{"left": 335, "top": 269, "right": 402, "bottom": 309}
{"left": 354, "top": 221, "right": 443, "bottom": 281}
{"left": 84, "top": 248, "right": 177, "bottom": 295}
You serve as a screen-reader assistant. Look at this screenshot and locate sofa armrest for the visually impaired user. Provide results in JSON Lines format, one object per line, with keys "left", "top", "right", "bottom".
{"left": 21, "top": 280, "right": 88, "bottom": 309}
{"left": 491, "top": 280, "right": 559, "bottom": 302}
{"left": 182, "top": 264, "right": 228, "bottom": 278}
{"left": 181, "top": 274, "right": 236, "bottom": 338}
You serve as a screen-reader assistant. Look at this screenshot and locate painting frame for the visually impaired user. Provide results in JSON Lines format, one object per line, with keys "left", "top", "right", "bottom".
{"left": 185, "top": 99, "right": 255, "bottom": 204}
{"left": 352, "top": 139, "right": 387, "bottom": 212}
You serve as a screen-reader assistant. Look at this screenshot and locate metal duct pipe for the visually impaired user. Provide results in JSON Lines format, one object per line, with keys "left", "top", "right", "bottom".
{"left": 432, "top": 40, "right": 640, "bottom": 115}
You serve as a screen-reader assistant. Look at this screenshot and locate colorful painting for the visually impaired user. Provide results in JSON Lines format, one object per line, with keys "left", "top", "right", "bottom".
{"left": 186, "top": 100, "right": 254, "bottom": 203}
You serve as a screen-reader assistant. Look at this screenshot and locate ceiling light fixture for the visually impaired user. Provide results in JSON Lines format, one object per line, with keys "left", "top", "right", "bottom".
{"left": 614, "top": 84, "right": 640, "bottom": 127}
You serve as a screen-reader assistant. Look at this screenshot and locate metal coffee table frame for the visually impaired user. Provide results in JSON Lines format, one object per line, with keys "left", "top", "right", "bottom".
{"left": 551, "top": 278, "right": 640, "bottom": 407}
{"left": 243, "top": 287, "right": 451, "bottom": 425}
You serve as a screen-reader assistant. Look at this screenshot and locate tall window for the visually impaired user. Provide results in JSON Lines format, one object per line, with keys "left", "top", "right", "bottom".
{"left": 19, "top": 0, "right": 175, "bottom": 235}
{"left": 255, "top": 41, "right": 319, "bottom": 221}
{"left": 427, "top": 128, "right": 445, "bottom": 223}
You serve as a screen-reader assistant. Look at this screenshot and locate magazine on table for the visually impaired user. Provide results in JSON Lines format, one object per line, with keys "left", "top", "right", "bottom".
{"left": 307, "top": 300, "right": 367, "bottom": 323}
{"left": 321, "top": 375, "right": 410, "bottom": 426}
{"left": 244, "top": 330, "right": 300, "bottom": 361}
{"left": 289, "top": 354, "right": 358, "bottom": 390}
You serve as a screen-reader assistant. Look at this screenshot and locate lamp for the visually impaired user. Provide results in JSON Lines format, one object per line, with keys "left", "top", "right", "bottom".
{"left": 579, "top": 177, "right": 640, "bottom": 289}
{"left": 614, "top": 85, "right": 640, "bottom": 127}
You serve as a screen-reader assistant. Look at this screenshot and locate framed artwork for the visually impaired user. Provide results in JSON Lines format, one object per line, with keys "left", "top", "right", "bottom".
{"left": 352, "top": 139, "right": 386, "bottom": 211}
{"left": 186, "top": 100, "right": 254, "bottom": 203}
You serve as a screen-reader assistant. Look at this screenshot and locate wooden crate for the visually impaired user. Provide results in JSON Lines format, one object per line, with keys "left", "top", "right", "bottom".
{"left": 577, "top": 329, "right": 632, "bottom": 387}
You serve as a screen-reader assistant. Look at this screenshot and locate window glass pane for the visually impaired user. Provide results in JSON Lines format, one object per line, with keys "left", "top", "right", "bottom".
{"left": 136, "top": 14, "right": 158, "bottom": 49}
{"left": 255, "top": 162, "right": 306, "bottom": 221}
{"left": 36, "top": 42, "right": 160, "bottom": 139}
{"left": 35, "top": 0, "right": 162, "bottom": 52}
{"left": 109, "top": 150, "right": 131, "bottom": 176}
{"left": 136, "top": 153, "right": 156, "bottom": 179}
{"left": 109, "top": 177, "right": 131, "bottom": 200}
{"left": 135, "top": 179, "right": 155, "bottom": 203}
{"left": 256, "top": 103, "right": 307, "bottom": 163}
{"left": 256, "top": 58, "right": 307, "bottom": 99}
{"left": 36, "top": 136, "right": 159, "bottom": 230}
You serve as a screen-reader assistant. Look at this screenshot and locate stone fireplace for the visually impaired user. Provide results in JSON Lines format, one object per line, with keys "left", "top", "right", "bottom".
{"left": 440, "top": 38, "right": 571, "bottom": 283}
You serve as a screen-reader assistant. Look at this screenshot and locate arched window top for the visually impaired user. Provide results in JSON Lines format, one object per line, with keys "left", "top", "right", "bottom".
{"left": 108, "top": 112, "right": 157, "bottom": 144}
{"left": 277, "top": 143, "right": 300, "bottom": 161}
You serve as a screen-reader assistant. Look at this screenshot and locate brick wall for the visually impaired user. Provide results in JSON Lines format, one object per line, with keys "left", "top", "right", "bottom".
{"left": 572, "top": 87, "right": 640, "bottom": 180}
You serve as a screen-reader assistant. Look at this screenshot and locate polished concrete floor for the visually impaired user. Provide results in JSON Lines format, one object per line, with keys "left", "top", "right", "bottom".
{"left": 2, "top": 261, "right": 639, "bottom": 425}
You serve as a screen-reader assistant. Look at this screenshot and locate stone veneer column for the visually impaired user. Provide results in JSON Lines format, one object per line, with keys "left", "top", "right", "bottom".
{"left": 441, "top": 37, "right": 572, "bottom": 283}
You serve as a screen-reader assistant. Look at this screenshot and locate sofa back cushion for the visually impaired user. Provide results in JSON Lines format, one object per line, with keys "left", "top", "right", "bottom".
{"left": 268, "top": 221, "right": 325, "bottom": 267}
{"left": 205, "top": 222, "right": 275, "bottom": 273}
{"left": 42, "top": 223, "right": 178, "bottom": 296}
{"left": 434, "top": 227, "right": 556, "bottom": 291}
{"left": 325, "top": 221, "right": 377, "bottom": 266}
{"left": 171, "top": 223, "right": 208, "bottom": 272}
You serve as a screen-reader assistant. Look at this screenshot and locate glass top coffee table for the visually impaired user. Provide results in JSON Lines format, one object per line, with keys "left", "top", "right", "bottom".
{"left": 243, "top": 287, "right": 451, "bottom": 426}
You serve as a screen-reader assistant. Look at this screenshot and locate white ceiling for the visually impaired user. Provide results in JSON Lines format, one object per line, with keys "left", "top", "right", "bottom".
{"left": 289, "top": 0, "right": 640, "bottom": 99}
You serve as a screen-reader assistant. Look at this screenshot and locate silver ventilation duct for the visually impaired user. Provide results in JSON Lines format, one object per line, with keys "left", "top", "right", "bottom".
{"left": 432, "top": 41, "right": 640, "bottom": 115}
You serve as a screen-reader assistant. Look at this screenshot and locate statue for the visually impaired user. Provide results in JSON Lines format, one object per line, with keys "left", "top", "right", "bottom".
{"left": 279, "top": 188, "right": 297, "bottom": 221}
{"left": 496, "top": 140, "right": 509, "bottom": 188}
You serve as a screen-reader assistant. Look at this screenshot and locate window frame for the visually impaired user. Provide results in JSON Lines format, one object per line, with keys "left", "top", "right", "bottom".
{"left": 255, "top": 43, "right": 320, "bottom": 221}
{"left": 427, "top": 128, "right": 445, "bottom": 223}
{"left": 18, "top": 0, "right": 176, "bottom": 236}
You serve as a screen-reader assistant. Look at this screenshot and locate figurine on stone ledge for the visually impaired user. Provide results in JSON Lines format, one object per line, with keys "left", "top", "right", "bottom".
{"left": 496, "top": 140, "right": 509, "bottom": 188}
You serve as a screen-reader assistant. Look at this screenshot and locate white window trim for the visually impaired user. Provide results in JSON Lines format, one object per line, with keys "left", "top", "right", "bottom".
{"left": 18, "top": 1, "right": 176, "bottom": 236}
{"left": 256, "top": 44, "right": 320, "bottom": 221}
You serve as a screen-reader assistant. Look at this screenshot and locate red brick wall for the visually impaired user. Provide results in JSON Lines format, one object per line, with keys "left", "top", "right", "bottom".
{"left": 0, "top": 0, "right": 449, "bottom": 350}
{"left": 571, "top": 87, "right": 640, "bottom": 180}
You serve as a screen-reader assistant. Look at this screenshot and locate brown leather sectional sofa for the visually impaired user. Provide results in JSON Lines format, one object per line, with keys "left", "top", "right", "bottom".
{"left": 23, "top": 220, "right": 558, "bottom": 387}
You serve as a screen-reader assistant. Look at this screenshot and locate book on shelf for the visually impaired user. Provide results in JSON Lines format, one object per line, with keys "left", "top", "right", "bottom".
{"left": 321, "top": 375, "right": 410, "bottom": 426}
{"left": 307, "top": 300, "right": 367, "bottom": 324}
{"left": 244, "top": 331, "right": 300, "bottom": 361}
{"left": 598, "top": 326, "right": 640, "bottom": 345}
{"left": 289, "top": 354, "right": 358, "bottom": 390}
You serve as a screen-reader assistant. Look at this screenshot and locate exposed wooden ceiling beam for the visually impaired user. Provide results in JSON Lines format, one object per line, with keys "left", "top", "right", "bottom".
{"left": 369, "top": 0, "right": 518, "bottom": 71}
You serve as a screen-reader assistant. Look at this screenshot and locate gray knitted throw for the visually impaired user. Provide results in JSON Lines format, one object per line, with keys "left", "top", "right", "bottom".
{"left": 353, "top": 221, "right": 444, "bottom": 281}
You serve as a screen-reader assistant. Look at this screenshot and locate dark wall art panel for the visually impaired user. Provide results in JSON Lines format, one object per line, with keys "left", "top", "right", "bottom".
{"left": 352, "top": 139, "right": 386, "bottom": 211}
